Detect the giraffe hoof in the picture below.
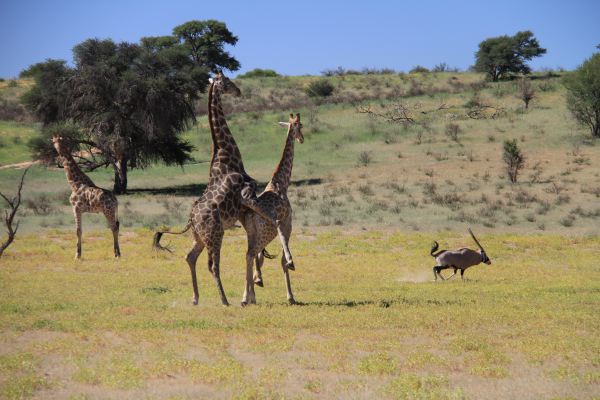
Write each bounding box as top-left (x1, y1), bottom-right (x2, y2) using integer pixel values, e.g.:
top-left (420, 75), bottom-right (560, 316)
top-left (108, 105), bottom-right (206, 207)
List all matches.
top-left (254, 279), bottom-right (264, 287)
top-left (286, 262), bottom-right (295, 271)
top-left (241, 301), bottom-right (248, 307)
top-left (192, 299), bottom-right (198, 306)
top-left (288, 298), bottom-right (297, 305)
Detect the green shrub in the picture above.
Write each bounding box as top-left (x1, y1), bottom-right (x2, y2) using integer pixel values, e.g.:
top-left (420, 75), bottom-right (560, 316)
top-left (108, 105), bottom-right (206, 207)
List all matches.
top-left (305, 79), bottom-right (334, 98)
top-left (409, 65), bottom-right (429, 73)
top-left (563, 53), bottom-right (600, 137)
top-left (503, 139), bottom-right (525, 183)
top-left (237, 68), bottom-right (280, 78)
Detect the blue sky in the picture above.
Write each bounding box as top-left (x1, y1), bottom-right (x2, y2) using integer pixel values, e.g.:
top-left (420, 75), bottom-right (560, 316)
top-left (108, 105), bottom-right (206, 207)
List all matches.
top-left (1, 0), bottom-right (598, 78)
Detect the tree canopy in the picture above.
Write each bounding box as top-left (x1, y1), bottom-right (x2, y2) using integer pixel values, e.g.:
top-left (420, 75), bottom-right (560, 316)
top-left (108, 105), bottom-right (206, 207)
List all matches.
top-left (474, 31), bottom-right (546, 81)
top-left (563, 53), bottom-right (600, 138)
top-left (23, 20), bottom-right (240, 194)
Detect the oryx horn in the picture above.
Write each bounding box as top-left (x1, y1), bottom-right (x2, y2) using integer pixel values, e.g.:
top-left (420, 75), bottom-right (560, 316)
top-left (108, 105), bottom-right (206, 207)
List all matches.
top-left (468, 227), bottom-right (485, 251)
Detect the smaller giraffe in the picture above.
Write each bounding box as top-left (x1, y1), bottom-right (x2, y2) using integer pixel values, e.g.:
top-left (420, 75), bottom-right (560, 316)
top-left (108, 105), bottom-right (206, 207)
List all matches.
top-left (239, 113), bottom-right (304, 306)
top-left (52, 136), bottom-right (120, 259)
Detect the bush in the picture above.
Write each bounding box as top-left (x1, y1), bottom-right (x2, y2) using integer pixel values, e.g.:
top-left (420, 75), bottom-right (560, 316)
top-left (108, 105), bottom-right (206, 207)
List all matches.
top-left (25, 194), bottom-right (55, 215)
top-left (409, 65), bottom-right (429, 74)
top-left (563, 53), bottom-right (600, 137)
top-left (357, 151), bottom-right (372, 167)
top-left (518, 78), bottom-right (535, 109)
top-left (503, 139), bottom-right (525, 183)
top-left (444, 123), bottom-right (461, 142)
top-left (0, 97), bottom-right (29, 121)
top-left (237, 68), bottom-right (280, 78)
top-left (305, 79), bottom-right (334, 98)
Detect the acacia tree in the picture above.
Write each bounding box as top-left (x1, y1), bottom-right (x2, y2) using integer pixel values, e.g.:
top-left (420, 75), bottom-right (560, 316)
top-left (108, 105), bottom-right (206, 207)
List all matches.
top-left (20, 59), bottom-right (73, 124)
top-left (24, 20), bottom-right (240, 194)
top-left (474, 31), bottom-right (546, 81)
top-left (563, 53), bottom-right (600, 138)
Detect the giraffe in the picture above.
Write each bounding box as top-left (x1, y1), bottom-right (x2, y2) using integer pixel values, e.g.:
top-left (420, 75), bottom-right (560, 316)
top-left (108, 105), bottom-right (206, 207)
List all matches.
top-left (154, 72), bottom-right (285, 306)
top-left (239, 113), bottom-right (304, 306)
top-left (52, 135), bottom-right (120, 259)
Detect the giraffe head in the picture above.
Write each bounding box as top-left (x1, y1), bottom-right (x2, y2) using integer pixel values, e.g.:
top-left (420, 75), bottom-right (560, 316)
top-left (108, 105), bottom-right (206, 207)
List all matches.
top-left (52, 135), bottom-right (69, 157)
top-left (212, 71), bottom-right (241, 97)
top-left (279, 113), bottom-right (304, 144)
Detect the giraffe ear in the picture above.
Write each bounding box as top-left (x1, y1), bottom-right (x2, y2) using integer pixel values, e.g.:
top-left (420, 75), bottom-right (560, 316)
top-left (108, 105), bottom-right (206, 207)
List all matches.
top-left (208, 78), bottom-right (214, 84)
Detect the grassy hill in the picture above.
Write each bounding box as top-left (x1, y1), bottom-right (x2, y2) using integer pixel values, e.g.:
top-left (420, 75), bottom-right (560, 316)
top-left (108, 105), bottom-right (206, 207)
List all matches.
top-left (0, 71), bottom-right (598, 234)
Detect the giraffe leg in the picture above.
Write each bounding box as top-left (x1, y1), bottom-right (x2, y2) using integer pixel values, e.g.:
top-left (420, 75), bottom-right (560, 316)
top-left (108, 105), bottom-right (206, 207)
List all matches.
top-left (242, 249), bottom-right (258, 306)
top-left (208, 248), bottom-right (229, 306)
top-left (254, 251), bottom-right (265, 287)
top-left (281, 253), bottom-right (296, 305)
top-left (276, 221), bottom-right (294, 271)
top-left (279, 221), bottom-right (296, 304)
top-left (186, 241), bottom-right (204, 305)
top-left (104, 208), bottom-right (120, 258)
top-left (74, 209), bottom-right (82, 260)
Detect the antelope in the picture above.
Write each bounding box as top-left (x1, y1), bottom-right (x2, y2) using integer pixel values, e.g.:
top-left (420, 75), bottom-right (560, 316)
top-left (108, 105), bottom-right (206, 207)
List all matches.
top-left (430, 228), bottom-right (491, 281)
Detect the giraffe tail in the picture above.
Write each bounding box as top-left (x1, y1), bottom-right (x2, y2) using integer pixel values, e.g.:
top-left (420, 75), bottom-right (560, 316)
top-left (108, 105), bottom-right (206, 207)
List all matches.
top-left (262, 248), bottom-right (277, 259)
top-left (153, 221), bottom-right (192, 253)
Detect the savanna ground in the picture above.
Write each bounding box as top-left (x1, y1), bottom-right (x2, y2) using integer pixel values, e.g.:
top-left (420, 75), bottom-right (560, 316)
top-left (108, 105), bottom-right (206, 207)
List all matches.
top-left (0, 72), bottom-right (599, 399)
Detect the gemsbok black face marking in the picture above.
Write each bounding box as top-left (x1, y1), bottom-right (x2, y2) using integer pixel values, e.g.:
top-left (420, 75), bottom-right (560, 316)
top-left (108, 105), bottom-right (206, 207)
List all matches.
top-left (430, 228), bottom-right (491, 281)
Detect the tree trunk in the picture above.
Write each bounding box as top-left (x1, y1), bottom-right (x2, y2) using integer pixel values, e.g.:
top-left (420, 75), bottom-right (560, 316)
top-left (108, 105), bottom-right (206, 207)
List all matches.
top-left (113, 157), bottom-right (128, 194)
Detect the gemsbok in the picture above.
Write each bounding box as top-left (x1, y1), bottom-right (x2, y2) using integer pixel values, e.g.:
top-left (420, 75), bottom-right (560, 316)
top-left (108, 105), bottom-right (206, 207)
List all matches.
top-left (430, 228), bottom-right (491, 281)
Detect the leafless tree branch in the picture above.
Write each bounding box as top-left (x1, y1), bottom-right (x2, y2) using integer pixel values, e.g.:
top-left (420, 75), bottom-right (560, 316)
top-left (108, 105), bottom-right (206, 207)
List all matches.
top-left (0, 167), bottom-right (29, 259)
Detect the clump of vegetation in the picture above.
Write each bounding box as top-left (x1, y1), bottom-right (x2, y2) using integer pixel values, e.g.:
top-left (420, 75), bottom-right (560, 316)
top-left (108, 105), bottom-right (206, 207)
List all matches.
top-left (0, 97), bottom-right (29, 121)
top-left (357, 151), bottom-right (372, 167)
top-left (305, 79), bottom-right (334, 98)
top-left (444, 123), bottom-right (461, 142)
top-left (563, 53), bottom-right (600, 137)
top-left (518, 77), bottom-right (535, 109)
top-left (237, 68), bottom-right (280, 78)
top-left (503, 139), bottom-right (525, 183)
top-left (409, 65), bottom-right (429, 74)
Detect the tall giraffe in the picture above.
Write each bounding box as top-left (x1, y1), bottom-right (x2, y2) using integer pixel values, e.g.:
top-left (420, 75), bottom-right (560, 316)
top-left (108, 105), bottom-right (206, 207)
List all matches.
top-left (239, 113), bottom-right (304, 306)
top-left (154, 72), bottom-right (283, 306)
top-left (52, 136), bottom-right (120, 259)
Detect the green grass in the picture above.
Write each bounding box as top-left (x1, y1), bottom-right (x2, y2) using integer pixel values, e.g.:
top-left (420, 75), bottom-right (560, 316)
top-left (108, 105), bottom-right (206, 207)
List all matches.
top-left (0, 229), bottom-right (598, 398)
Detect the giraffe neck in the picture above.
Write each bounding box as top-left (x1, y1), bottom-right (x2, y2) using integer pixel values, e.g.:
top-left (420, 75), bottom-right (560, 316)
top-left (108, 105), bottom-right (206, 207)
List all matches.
top-left (61, 153), bottom-right (95, 191)
top-left (208, 82), bottom-right (245, 173)
top-left (267, 132), bottom-right (295, 195)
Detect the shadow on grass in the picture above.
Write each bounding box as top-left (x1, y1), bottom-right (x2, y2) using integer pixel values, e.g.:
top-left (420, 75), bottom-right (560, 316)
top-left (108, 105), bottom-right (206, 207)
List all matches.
top-left (126, 178), bottom-right (323, 197)
top-left (127, 184), bottom-right (206, 197)
top-left (285, 296), bottom-right (469, 308)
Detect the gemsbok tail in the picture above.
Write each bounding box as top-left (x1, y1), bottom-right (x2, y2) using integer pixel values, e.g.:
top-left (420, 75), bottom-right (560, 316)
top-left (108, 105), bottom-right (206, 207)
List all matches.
top-left (430, 240), bottom-right (446, 257)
